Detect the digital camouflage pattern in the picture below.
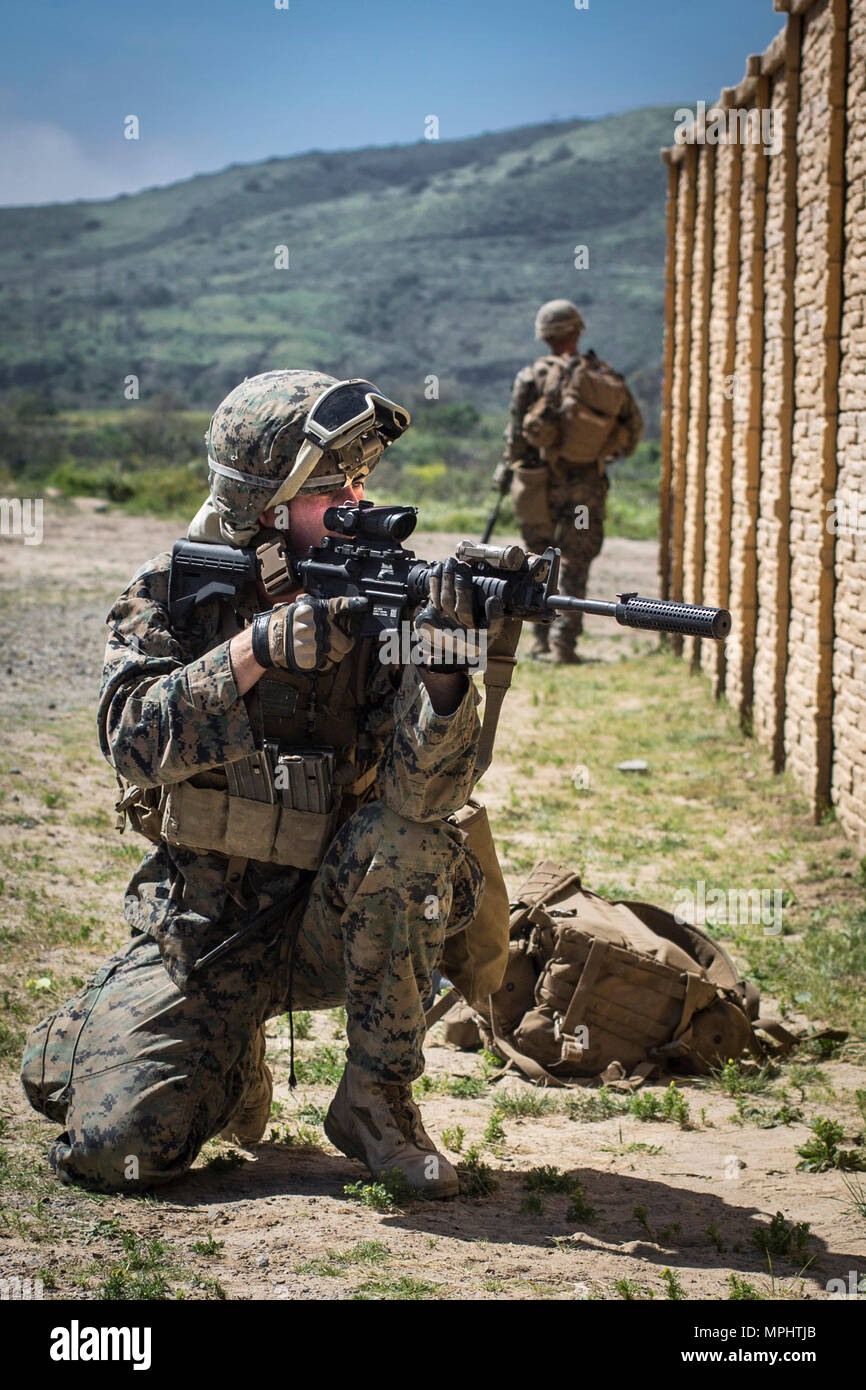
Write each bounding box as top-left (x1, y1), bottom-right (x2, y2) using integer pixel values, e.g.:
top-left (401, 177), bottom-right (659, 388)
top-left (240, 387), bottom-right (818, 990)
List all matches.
top-left (21, 546), bottom-right (484, 1189)
top-left (205, 369), bottom-right (340, 534)
top-left (505, 355), bottom-right (611, 655)
top-left (21, 800), bottom-right (478, 1190)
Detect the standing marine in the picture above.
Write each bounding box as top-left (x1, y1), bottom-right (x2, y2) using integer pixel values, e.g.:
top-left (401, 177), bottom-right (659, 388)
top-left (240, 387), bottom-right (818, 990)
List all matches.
top-left (21, 370), bottom-right (499, 1199)
top-left (496, 299), bottom-right (643, 663)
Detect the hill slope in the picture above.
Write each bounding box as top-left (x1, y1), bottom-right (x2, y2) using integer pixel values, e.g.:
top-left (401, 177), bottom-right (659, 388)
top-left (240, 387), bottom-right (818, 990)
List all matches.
top-left (0, 107), bottom-right (674, 427)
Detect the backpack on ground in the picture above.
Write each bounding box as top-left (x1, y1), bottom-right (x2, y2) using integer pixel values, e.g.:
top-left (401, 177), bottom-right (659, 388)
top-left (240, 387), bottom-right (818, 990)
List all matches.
top-left (521, 351), bottom-right (643, 468)
top-left (431, 860), bottom-right (794, 1087)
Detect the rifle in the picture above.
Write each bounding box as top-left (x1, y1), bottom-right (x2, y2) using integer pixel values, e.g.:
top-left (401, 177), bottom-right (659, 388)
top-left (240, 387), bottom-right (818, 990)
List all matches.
top-left (169, 500), bottom-right (731, 643)
top-left (481, 463), bottom-right (512, 544)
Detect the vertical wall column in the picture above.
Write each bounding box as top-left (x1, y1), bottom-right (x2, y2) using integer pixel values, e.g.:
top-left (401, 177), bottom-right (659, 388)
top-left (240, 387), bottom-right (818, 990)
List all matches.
top-left (668, 144), bottom-right (698, 656)
top-left (753, 22), bottom-right (800, 772)
top-left (659, 157), bottom-right (679, 602)
top-left (683, 145), bottom-right (716, 671)
top-left (785, 0), bottom-right (847, 816)
top-left (702, 125), bottom-right (742, 696)
top-left (832, 0), bottom-right (865, 847)
top-left (727, 70), bottom-right (769, 727)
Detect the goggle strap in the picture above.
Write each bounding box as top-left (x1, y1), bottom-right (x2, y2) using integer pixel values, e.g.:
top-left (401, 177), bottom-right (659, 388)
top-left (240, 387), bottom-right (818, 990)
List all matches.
top-left (265, 438), bottom-right (325, 510)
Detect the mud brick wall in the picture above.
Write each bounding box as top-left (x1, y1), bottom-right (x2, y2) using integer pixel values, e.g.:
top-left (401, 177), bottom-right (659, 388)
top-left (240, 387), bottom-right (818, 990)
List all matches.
top-left (661, 0), bottom-right (865, 846)
top-left (834, 0), bottom-right (866, 843)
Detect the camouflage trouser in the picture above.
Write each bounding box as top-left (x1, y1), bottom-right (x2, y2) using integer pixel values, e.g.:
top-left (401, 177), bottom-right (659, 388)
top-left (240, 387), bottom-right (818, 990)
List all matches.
top-left (513, 462), bottom-right (609, 650)
top-left (20, 800), bottom-right (479, 1191)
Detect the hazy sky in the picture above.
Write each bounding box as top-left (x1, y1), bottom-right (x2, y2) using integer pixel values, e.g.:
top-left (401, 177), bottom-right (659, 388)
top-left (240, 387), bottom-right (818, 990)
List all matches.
top-left (1, 0), bottom-right (784, 206)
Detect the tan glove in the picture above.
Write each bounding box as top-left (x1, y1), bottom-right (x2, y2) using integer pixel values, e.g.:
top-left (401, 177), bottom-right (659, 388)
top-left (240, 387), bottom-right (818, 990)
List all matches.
top-left (251, 596), bottom-right (367, 673)
top-left (413, 557), bottom-right (504, 669)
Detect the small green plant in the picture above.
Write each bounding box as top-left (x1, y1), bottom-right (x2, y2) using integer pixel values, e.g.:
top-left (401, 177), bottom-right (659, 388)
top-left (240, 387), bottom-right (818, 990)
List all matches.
top-left (458, 1146), bottom-right (499, 1198)
top-left (633, 1203), bottom-right (654, 1240)
top-left (662, 1267), bottom-right (685, 1300)
top-left (297, 1240), bottom-right (388, 1276)
top-left (204, 1149), bottom-right (247, 1173)
top-left (344, 1169), bottom-right (415, 1210)
top-left (191, 1235), bottom-right (224, 1257)
top-left (660, 1081), bottom-right (691, 1128)
top-left (483, 1113), bottom-right (506, 1147)
top-left (629, 1092), bottom-right (661, 1121)
top-left (705, 1222), bottom-right (725, 1254)
top-left (734, 1096), bottom-right (803, 1128)
top-left (269, 1123), bottom-right (320, 1147)
top-left (710, 1058), bottom-right (776, 1097)
top-left (352, 1274), bottom-right (441, 1300)
top-left (565, 1086), bottom-right (629, 1122)
top-left (614, 1277), bottom-right (644, 1300)
top-left (294, 1044), bottom-right (344, 1087)
top-left (855, 1089), bottom-right (866, 1127)
top-left (441, 1124), bottom-right (465, 1152)
top-left (520, 1193), bottom-right (545, 1215)
top-left (750, 1211), bottom-right (812, 1263)
top-left (493, 1090), bottom-right (557, 1118)
top-left (566, 1184), bottom-right (596, 1223)
top-left (523, 1165), bottom-right (573, 1194)
top-left (94, 1231), bottom-right (175, 1300)
top-left (842, 1173), bottom-right (866, 1219)
top-left (728, 1272), bottom-right (762, 1300)
top-left (796, 1116), bottom-right (866, 1172)
top-left (447, 1074), bottom-right (487, 1099)
top-left (288, 1010), bottom-right (313, 1040)
top-left (295, 1101), bottom-right (327, 1125)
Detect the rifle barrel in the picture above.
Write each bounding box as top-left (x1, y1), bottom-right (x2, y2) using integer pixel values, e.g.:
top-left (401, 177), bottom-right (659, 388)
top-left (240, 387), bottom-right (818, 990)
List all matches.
top-left (547, 593), bottom-right (731, 641)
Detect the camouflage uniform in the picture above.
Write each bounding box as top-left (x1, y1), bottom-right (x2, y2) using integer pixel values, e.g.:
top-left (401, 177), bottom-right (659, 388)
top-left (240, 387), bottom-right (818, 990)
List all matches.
top-left (21, 551), bottom-right (483, 1190)
top-left (505, 359), bottom-right (609, 654)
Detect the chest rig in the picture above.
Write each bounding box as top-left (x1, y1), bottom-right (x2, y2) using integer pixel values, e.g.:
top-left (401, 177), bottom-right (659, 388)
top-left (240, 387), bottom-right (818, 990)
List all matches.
top-left (118, 598), bottom-right (380, 873)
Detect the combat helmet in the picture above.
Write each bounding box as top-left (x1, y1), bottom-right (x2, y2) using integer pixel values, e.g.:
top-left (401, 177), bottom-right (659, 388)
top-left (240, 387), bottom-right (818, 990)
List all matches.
top-left (190, 369), bottom-right (410, 546)
top-left (534, 299), bottom-right (585, 343)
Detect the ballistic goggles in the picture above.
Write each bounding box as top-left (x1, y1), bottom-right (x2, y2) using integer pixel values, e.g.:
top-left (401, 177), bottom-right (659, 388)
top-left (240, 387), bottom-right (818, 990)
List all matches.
top-left (266, 379), bottom-right (411, 509)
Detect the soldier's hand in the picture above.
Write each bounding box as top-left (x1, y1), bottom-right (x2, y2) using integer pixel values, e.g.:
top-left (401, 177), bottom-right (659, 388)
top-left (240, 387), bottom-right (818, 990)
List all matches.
top-left (252, 596), bottom-right (368, 674)
top-left (413, 557), bottom-right (504, 669)
top-left (492, 461), bottom-right (513, 492)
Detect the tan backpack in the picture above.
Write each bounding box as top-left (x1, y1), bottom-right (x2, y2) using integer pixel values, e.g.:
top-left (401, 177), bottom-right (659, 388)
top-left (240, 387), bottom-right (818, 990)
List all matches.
top-left (521, 352), bottom-right (643, 468)
top-left (432, 861), bottom-right (794, 1087)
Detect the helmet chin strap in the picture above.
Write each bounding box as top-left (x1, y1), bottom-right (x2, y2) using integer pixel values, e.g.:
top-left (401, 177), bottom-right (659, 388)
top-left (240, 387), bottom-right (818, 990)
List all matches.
top-left (187, 498), bottom-right (262, 548)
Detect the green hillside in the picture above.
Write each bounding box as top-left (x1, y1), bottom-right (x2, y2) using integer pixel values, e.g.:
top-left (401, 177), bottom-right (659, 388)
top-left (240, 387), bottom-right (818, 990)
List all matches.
top-left (0, 107), bottom-right (674, 429)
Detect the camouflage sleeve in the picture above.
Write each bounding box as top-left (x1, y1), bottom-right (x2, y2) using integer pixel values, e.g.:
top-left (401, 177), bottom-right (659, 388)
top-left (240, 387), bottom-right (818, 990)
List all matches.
top-left (377, 665), bottom-right (481, 822)
top-left (504, 365), bottom-right (542, 466)
top-left (98, 555), bottom-right (257, 788)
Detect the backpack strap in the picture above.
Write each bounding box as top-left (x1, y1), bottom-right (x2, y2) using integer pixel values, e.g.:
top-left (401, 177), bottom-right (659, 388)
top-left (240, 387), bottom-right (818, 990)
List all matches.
top-left (424, 987), bottom-right (461, 1030)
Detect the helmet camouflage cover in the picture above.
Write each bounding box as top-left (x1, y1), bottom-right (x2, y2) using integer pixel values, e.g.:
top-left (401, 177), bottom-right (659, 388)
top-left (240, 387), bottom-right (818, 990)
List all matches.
top-left (204, 369), bottom-right (342, 538)
top-left (534, 299), bottom-right (585, 342)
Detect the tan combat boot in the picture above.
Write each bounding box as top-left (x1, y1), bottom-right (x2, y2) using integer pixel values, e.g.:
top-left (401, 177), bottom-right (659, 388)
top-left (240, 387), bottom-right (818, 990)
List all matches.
top-left (219, 1029), bottom-right (273, 1145)
top-left (550, 642), bottom-right (583, 665)
top-left (324, 1061), bottom-right (459, 1199)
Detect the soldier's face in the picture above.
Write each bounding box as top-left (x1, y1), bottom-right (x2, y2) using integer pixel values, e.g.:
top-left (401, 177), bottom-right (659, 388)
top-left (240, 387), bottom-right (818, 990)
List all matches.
top-left (258, 480), bottom-right (365, 557)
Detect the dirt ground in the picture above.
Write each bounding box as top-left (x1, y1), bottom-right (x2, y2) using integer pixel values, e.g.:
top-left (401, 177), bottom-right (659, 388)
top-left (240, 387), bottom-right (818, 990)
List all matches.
top-left (0, 500), bottom-right (864, 1302)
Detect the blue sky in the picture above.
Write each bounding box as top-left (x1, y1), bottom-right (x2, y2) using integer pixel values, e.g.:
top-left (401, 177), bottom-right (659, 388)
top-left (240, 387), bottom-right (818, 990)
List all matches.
top-left (1, 0), bottom-right (784, 205)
